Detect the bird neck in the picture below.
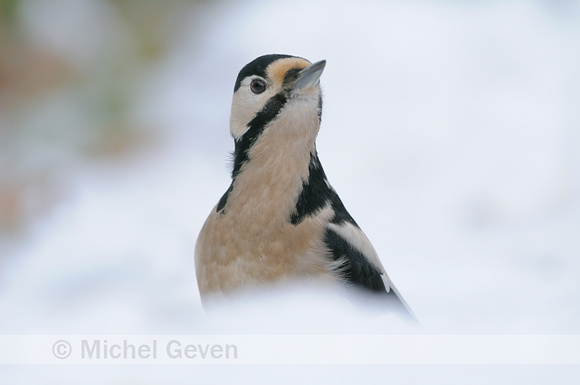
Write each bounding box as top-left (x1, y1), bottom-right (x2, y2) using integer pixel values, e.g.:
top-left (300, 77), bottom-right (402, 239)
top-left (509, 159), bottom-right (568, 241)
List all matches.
top-left (223, 105), bottom-right (321, 223)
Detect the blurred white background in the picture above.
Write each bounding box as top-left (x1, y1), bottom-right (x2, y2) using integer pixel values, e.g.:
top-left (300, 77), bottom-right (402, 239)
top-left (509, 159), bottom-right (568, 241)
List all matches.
top-left (1, 0), bottom-right (579, 383)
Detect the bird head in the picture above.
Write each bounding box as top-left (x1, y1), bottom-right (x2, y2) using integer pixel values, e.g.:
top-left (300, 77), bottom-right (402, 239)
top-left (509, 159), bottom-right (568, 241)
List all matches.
top-left (229, 54), bottom-right (326, 141)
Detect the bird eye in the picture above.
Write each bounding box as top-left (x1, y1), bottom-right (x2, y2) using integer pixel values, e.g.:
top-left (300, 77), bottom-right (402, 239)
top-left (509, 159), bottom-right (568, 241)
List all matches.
top-left (250, 79), bottom-right (266, 94)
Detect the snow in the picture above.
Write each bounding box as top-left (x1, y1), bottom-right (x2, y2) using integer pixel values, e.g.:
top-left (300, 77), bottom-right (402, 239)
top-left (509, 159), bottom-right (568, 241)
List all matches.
top-left (1, 0), bottom-right (580, 383)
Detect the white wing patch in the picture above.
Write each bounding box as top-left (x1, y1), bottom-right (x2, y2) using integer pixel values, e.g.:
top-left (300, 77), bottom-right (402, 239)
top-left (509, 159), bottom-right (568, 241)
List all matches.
top-left (327, 222), bottom-right (396, 292)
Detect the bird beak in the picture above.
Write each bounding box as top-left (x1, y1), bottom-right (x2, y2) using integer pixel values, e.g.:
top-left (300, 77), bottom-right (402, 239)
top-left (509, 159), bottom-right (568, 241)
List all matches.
top-left (292, 60), bottom-right (326, 92)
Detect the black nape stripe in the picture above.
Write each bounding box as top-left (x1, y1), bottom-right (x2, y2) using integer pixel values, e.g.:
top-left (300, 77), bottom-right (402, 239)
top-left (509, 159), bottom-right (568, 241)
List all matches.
top-left (216, 182), bottom-right (233, 213)
top-left (317, 95), bottom-right (323, 123)
top-left (290, 152), bottom-right (330, 224)
top-left (232, 92), bottom-right (287, 179)
top-left (290, 152), bottom-right (359, 227)
top-left (324, 229), bottom-right (387, 293)
top-left (217, 89), bottom-right (287, 214)
top-left (234, 54), bottom-right (295, 92)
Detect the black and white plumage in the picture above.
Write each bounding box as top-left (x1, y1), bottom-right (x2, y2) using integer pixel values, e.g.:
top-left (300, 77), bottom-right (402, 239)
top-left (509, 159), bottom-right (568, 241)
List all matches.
top-left (195, 54), bottom-right (413, 317)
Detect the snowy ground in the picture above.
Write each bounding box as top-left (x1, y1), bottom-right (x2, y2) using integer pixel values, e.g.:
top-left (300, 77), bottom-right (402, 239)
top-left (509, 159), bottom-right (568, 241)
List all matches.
top-left (1, 0), bottom-right (580, 383)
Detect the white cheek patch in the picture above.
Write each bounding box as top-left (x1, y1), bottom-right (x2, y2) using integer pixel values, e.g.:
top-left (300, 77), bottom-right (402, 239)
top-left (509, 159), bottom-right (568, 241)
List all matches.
top-left (229, 78), bottom-right (279, 140)
top-left (230, 99), bottom-right (252, 140)
top-left (230, 91), bottom-right (255, 139)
